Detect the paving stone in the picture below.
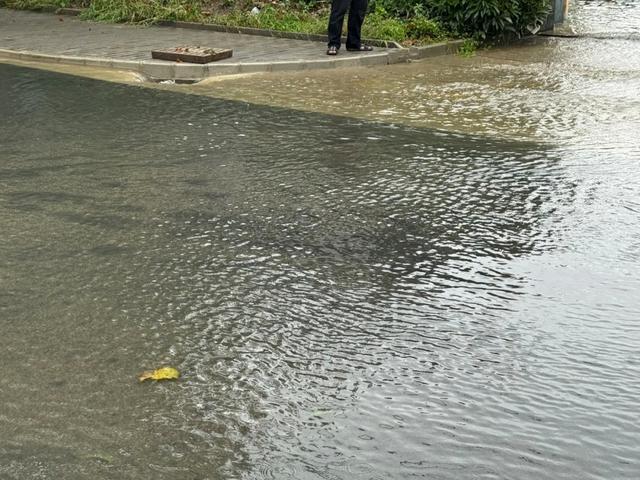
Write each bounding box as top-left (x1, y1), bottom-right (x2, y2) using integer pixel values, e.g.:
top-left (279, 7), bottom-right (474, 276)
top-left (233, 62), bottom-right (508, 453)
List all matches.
top-left (1, 10), bottom-right (351, 64)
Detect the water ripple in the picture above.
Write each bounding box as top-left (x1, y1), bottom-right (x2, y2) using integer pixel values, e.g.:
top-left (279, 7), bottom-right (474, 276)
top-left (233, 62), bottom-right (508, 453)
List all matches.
top-left (1, 6), bottom-right (640, 477)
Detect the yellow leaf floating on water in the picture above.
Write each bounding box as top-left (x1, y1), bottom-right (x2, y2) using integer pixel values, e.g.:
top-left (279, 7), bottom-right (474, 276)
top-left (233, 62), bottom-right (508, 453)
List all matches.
top-left (139, 367), bottom-right (180, 382)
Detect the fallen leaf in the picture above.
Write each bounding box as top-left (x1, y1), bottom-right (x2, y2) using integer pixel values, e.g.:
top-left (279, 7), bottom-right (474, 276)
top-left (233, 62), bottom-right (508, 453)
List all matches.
top-left (139, 367), bottom-right (180, 382)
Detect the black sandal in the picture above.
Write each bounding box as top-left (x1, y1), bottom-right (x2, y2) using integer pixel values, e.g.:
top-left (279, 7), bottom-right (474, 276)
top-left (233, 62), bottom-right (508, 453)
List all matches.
top-left (327, 45), bottom-right (338, 56)
top-left (346, 45), bottom-right (374, 52)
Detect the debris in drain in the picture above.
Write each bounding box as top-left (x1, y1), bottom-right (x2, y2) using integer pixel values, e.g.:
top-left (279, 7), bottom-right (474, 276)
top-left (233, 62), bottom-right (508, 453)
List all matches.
top-left (151, 46), bottom-right (233, 64)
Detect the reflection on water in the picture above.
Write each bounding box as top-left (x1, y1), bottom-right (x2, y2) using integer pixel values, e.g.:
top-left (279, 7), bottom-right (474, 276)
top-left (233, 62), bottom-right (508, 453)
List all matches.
top-left (1, 2), bottom-right (640, 479)
top-left (569, 0), bottom-right (640, 37)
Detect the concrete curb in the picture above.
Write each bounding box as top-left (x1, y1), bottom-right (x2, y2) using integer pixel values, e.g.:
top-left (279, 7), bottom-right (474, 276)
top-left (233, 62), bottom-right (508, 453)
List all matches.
top-left (409, 40), bottom-right (466, 59)
top-left (0, 38), bottom-right (463, 81)
top-left (56, 7), bottom-right (82, 16)
top-left (0, 47), bottom-right (401, 81)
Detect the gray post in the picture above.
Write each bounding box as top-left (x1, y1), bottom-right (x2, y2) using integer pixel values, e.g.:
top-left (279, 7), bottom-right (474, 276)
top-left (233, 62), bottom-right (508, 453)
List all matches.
top-left (541, 0), bottom-right (568, 31)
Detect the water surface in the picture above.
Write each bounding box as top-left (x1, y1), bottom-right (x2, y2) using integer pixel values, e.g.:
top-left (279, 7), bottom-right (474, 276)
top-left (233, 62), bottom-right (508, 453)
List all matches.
top-left (1, 2), bottom-right (639, 479)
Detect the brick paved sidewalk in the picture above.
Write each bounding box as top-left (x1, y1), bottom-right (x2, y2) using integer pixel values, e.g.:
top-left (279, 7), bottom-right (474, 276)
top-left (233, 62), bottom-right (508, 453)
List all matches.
top-left (0, 9), bottom-right (405, 81)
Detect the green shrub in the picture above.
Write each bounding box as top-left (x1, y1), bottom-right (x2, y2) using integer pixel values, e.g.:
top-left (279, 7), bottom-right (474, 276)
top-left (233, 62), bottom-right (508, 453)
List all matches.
top-left (369, 0), bottom-right (422, 17)
top-left (457, 38), bottom-right (477, 57)
top-left (5, 0), bottom-right (552, 40)
top-left (405, 15), bottom-right (446, 41)
top-left (362, 8), bottom-right (408, 42)
top-left (517, 0), bottom-right (553, 32)
top-left (370, 0), bottom-right (551, 38)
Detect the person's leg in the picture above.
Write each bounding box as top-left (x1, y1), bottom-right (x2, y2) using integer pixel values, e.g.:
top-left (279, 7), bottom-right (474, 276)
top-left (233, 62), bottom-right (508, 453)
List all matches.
top-left (327, 0), bottom-right (350, 48)
top-left (346, 0), bottom-right (369, 50)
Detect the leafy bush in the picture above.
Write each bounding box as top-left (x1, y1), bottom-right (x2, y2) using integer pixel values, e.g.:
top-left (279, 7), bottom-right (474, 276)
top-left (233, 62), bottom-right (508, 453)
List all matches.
top-left (517, 0), bottom-right (553, 33)
top-left (368, 0), bottom-right (423, 17)
top-left (5, 0), bottom-right (552, 40)
top-left (362, 7), bottom-right (408, 42)
top-left (212, 4), bottom-right (420, 43)
top-left (370, 0), bottom-right (551, 38)
top-left (405, 15), bottom-right (446, 40)
top-left (457, 38), bottom-right (477, 56)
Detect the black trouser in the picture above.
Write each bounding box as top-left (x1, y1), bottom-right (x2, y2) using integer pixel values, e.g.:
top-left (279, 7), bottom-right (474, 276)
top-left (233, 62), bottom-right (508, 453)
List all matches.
top-left (327, 0), bottom-right (368, 49)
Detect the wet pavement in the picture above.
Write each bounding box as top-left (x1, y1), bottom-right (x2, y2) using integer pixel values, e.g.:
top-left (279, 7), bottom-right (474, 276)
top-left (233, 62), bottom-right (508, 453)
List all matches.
top-left (153, 32), bottom-right (638, 143)
top-left (1, 1), bottom-right (639, 479)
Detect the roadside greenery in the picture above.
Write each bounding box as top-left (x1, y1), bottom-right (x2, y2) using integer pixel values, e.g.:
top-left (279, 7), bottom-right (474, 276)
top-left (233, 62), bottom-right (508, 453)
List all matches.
top-left (369, 0), bottom-right (550, 38)
top-left (457, 38), bottom-right (478, 57)
top-left (4, 0), bottom-right (76, 8)
top-left (81, 0), bottom-right (202, 23)
top-left (3, 0), bottom-right (551, 42)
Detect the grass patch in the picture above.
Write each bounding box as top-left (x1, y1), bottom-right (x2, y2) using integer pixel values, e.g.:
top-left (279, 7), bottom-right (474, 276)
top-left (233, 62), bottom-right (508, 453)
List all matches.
top-left (207, 5), bottom-right (328, 35)
top-left (361, 8), bottom-right (407, 42)
top-left (4, 0), bottom-right (75, 9)
top-left (81, 0), bottom-right (203, 23)
top-left (210, 5), bottom-right (448, 44)
top-left (457, 38), bottom-right (478, 57)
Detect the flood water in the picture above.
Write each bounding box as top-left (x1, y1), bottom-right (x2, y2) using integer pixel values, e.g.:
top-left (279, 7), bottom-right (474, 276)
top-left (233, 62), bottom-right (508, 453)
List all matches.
top-left (1, 2), bottom-right (639, 479)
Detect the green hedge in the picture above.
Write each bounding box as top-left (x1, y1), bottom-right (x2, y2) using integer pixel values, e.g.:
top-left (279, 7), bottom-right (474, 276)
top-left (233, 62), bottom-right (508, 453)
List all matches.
top-left (293, 0), bottom-right (551, 39)
top-left (4, 0), bottom-right (552, 39)
top-left (253, 0), bottom-right (551, 38)
top-left (369, 0), bottom-right (550, 38)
